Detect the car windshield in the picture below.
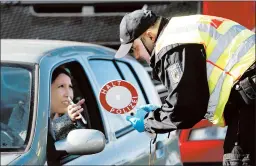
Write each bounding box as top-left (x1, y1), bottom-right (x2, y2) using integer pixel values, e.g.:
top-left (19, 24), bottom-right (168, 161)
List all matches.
top-left (1, 65), bottom-right (32, 149)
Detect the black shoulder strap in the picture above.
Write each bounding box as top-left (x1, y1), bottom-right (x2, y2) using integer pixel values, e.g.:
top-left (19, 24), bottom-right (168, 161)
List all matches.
top-left (235, 63), bottom-right (256, 105)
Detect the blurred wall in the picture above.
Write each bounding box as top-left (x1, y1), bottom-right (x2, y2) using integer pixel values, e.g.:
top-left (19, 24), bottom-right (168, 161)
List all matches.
top-left (0, 2), bottom-right (199, 49)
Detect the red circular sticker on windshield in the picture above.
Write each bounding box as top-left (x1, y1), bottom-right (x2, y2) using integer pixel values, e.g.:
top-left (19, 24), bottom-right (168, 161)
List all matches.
top-left (99, 80), bottom-right (138, 114)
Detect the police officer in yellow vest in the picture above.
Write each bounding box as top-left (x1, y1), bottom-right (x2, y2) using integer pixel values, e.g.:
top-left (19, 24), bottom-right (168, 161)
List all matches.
top-left (115, 9), bottom-right (255, 165)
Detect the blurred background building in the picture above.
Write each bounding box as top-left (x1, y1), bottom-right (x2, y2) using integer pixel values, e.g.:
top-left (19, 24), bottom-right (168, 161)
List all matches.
top-left (1, 1), bottom-right (254, 48)
top-left (1, 1), bottom-right (200, 49)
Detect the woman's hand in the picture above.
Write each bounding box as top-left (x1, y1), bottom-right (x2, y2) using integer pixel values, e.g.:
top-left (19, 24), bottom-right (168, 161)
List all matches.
top-left (67, 98), bottom-right (85, 122)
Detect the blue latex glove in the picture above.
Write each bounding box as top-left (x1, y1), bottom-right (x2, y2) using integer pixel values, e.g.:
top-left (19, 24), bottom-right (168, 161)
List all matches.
top-left (126, 104), bottom-right (160, 132)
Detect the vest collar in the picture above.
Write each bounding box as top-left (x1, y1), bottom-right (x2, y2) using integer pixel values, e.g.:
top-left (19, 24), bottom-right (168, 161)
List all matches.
top-left (150, 17), bottom-right (169, 69)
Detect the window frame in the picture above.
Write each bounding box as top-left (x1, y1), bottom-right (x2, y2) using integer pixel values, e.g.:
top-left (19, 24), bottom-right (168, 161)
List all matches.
top-left (115, 60), bottom-right (149, 104)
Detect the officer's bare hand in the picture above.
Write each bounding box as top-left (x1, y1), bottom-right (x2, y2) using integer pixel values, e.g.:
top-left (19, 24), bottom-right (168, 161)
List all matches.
top-left (67, 99), bottom-right (85, 122)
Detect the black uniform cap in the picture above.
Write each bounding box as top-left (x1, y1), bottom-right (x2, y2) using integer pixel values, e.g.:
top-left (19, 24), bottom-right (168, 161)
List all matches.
top-left (115, 9), bottom-right (157, 58)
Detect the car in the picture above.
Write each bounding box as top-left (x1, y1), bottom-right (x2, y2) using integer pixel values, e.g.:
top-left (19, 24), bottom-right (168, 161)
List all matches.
top-left (0, 39), bottom-right (182, 165)
top-left (179, 119), bottom-right (227, 166)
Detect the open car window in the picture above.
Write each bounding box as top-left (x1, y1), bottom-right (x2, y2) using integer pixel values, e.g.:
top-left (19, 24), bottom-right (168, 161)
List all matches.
top-left (47, 61), bottom-right (106, 164)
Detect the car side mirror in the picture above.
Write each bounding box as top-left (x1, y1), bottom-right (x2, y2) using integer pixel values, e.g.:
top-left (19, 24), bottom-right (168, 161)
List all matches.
top-left (54, 129), bottom-right (106, 155)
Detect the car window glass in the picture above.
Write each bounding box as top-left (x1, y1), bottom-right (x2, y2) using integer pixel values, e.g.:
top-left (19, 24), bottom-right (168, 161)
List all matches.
top-left (89, 60), bottom-right (121, 86)
top-left (89, 60), bottom-right (136, 134)
top-left (1, 66), bottom-right (32, 149)
top-left (189, 126), bottom-right (227, 141)
top-left (116, 62), bottom-right (146, 106)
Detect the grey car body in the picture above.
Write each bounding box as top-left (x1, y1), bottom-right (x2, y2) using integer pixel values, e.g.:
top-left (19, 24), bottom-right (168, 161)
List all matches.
top-left (1, 39), bottom-right (182, 165)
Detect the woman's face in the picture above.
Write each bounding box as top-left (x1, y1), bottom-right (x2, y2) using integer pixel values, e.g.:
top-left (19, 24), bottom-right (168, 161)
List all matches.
top-left (51, 73), bottom-right (74, 114)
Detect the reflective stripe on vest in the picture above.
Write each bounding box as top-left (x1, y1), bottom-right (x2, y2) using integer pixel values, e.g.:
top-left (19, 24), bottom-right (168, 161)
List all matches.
top-left (155, 15), bottom-right (255, 126)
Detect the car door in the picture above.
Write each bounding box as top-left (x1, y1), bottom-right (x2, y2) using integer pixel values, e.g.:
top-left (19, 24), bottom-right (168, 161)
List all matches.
top-left (40, 45), bottom-right (163, 165)
top-left (54, 56), bottom-right (181, 165)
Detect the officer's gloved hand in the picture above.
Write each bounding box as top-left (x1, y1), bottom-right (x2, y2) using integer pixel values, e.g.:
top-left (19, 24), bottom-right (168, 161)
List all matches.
top-left (126, 104), bottom-right (160, 133)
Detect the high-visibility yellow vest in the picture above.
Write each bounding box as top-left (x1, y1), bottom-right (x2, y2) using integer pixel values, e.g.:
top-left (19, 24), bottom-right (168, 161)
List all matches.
top-left (155, 15), bottom-right (255, 126)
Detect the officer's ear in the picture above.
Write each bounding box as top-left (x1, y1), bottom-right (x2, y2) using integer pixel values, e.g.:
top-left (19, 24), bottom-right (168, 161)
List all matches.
top-left (145, 30), bottom-right (156, 42)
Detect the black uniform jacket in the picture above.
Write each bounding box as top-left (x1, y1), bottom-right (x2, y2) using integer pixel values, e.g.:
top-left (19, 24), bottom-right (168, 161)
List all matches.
top-left (144, 29), bottom-right (210, 134)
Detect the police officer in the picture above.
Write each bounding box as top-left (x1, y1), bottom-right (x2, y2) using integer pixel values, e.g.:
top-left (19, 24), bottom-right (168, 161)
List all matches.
top-left (115, 9), bottom-right (255, 166)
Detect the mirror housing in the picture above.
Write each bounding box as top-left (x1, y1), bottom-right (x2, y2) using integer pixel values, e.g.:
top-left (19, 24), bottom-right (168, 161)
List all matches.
top-left (55, 129), bottom-right (106, 155)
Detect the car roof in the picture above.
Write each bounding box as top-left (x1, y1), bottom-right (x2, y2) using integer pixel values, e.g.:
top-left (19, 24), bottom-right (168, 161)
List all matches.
top-left (1, 39), bottom-right (116, 63)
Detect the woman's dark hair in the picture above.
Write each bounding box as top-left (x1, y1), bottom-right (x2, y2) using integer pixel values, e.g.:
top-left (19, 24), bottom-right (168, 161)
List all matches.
top-left (51, 67), bottom-right (72, 84)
